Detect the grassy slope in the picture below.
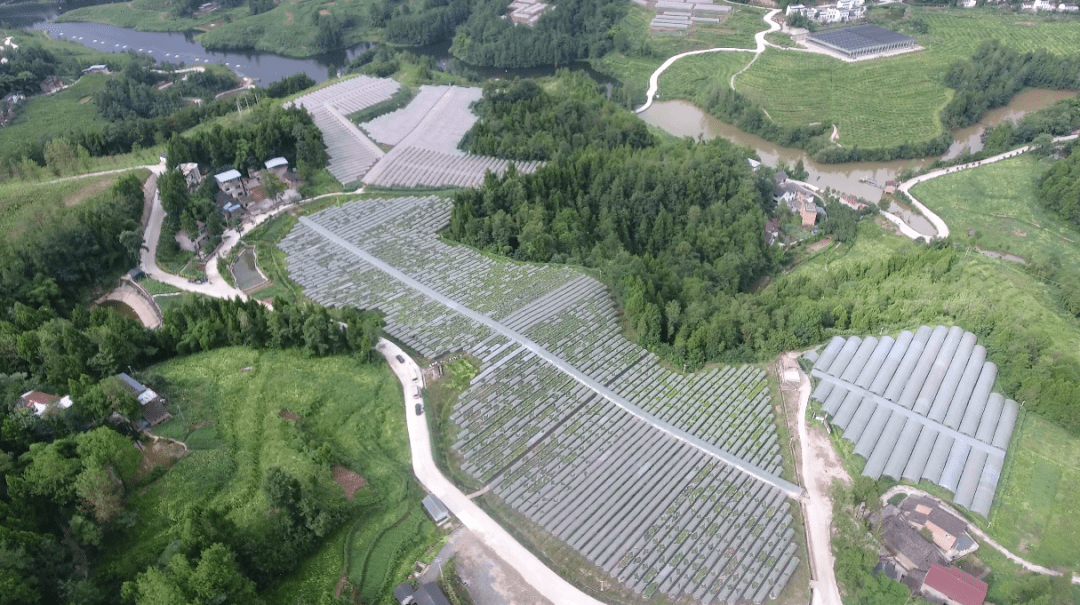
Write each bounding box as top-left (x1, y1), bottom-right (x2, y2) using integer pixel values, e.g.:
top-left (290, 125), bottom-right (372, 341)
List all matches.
top-left (0, 75), bottom-right (112, 147)
top-left (910, 154), bottom-right (1080, 273)
top-left (596, 4), bottom-right (768, 99)
top-left (100, 347), bottom-right (438, 604)
top-left (655, 8), bottom-right (1080, 149)
top-left (0, 169), bottom-right (150, 238)
top-left (62, 0), bottom-right (381, 57)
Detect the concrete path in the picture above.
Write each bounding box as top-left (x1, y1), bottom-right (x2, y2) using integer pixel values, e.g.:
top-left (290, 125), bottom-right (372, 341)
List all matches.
top-left (783, 352), bottom-right (845, 605)
top-left (881, 485), bottom-right (1079, 584)
top-left (636, 8), bottom-right (780, 113)
top-left (376, 338), bottom-right (607, 605)
top-left (897, 133), bottom-right (1080, 242)
top-left (299, 216), bottom-right (803, 498)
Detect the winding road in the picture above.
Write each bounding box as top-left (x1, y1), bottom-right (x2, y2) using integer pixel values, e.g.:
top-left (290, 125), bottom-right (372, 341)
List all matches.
top-left (636, 8), bottom-right (781, 114)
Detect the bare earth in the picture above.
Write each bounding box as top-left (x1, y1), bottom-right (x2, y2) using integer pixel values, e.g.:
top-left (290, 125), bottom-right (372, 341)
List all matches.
top-left (332, 465), bottom-right (366, 500)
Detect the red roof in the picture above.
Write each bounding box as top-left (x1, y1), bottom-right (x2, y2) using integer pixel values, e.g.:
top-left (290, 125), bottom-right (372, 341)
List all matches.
top-left (923, 563), bottom-right (987, 605)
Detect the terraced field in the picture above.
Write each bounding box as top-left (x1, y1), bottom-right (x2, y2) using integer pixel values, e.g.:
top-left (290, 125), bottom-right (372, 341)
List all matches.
top-left (279, 196), bottom-right (800, 604)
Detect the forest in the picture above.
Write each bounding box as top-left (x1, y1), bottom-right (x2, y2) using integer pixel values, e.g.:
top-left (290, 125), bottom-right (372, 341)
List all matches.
top-left (1037, 144), bottom-right (1080, 236)
top-left (460, 73), bottom-right (653, 161)
top-left (941, 40), bottom-right (1080, 130)
top-left (451, 0), bottom-right (626, 67)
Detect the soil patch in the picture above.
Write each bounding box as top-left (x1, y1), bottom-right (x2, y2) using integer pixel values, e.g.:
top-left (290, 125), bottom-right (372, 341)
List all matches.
top-left (332, 465), bottom-right (366, 500)
top-left (65, 176), bottom-right (116, 207)
top-left (805, 237), bottom-right (834, 255)
top-left (133, 438), bottom-right (186, 481)
top-left (334, 574), bottom-right (348, 599)
top-left (78, 96), bottom-right (92, 104)
top-left (1013, 228), bottom-right (1028, 237)
top-left (279, 408), bottom-right (299, 421)
top-left (318, 8), bottom-right (330, 14)
top-left (284, 10), bottom-right (294, 24)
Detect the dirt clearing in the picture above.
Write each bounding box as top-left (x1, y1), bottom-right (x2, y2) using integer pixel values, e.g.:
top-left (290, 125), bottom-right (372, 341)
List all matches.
top-left (279, 408), bottom-right (299, 420)
top-left (332, 465), bottom-right (366, 500)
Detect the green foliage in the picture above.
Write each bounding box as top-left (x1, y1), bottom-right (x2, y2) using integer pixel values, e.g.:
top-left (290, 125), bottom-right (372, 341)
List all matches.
top-left (830, 482), bottom-right (908, 605)
top-left (460, 73), bottom-right (655, 161)
top-left (121, 543), bottom-right (261, 605)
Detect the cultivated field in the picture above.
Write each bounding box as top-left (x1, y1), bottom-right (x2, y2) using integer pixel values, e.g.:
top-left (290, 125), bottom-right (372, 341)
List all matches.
top-left (278, 196), bottom-right (800, 604)
top-left (910, 155), bottom-right (1080, 274)
top-left (111, 347), bottom-right (439, 605)
top-left (988, 412), bottom-right (1080, 573)
top-left (661, 8), bottom-right (1080, 149)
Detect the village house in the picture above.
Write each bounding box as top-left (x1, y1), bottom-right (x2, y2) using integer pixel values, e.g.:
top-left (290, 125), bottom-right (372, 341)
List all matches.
top-left (16, 391), bottom-right (74, 417)
top-left (180, 162), bottom-right (203, 189)
top-left (39, 75), bottom-right (64, 94)
top-left (922, 562), bottom-right (987, 605)
top-left (786, 0), bottom-right (865, 23)
top-left (882, 515), bottom-right (945, 578)
top-left (83, 64), bottom-right (108, 75)
top-left (214, 169), bottom-right (246, 198)
top-left (839, 193), bottom-right (866, 210)
top-left (900, 495), bottom-right (977, 556)
top-left (264, 156), bottom-right (289, 180)
top-left (885, 180), bottom-right (898, 194)
top-left (116, 372), bottom-right (171, 427)
top-left (775, 182), bottom-right (825, 227)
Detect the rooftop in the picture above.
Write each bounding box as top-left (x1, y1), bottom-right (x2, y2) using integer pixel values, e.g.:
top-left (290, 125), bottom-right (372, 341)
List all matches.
top-left (422, 494), bottom-right (449, 522)
top-left (265, 156), bottom-right (289, 169)
top-left (809, 24), bottom-right (913, 52)
top-left (923, 562), bottom-right (987, 605)
top-left (882, 515), bottom-right (943, 572)
top-left (927, 507), bottom-right (967, 537)
top-left (214, 169), bottom-right (243, 183)
top-left (117, 372), bottom-right (147, 395)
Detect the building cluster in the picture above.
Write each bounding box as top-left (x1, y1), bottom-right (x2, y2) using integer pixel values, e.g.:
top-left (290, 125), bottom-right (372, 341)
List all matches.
top-left (785, 0), bottom-right (866, 24)
top-left (15, 372), bottom-right (171, 428)
top-left (1020, 0), bottom-right (1079, 11)
top-left (774, 171), bottom-right (826, 227)
top-left (878, 495), bottom-right (988, 605)
top-left (649, 0), bottom-right (731, 31)
top-left (506, 0), bottom-right (553, 25)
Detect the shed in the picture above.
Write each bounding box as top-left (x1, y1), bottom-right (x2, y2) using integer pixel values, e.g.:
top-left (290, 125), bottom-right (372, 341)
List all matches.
top-left (128, 268), bottom-right (146, 281)
top-left (422, 494), bottom-right (449, 523)
top-left (922, 562), bottom-right (987, 605)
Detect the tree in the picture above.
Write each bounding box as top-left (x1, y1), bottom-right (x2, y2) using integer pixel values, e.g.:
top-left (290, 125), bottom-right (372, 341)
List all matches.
top-left (1032, 133), bottom-right (1054, 156)
top-left (119, 230), bottom-right (146, 265)
top-left (44, 138), bottom-right (79, 176)
top-left (259, 170), bottom-right (285, 203)
top-left (122, 544), bottom-right (259, 605)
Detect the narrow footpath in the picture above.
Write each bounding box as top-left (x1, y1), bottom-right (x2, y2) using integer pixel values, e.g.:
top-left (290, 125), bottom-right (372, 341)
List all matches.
top-left (376, 338), bottom-right (608, 605)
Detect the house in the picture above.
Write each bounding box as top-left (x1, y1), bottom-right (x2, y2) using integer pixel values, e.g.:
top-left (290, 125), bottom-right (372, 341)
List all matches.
top-left (764, 218), bottom-right (781, 246)
top-left (789, 27), bottom-right (810, 42)
top-left (921, 562), bottom-right (987, 605)
top-left (17, 391), bottom-right (74, 417)
top-left (180, 162), bottom-right (203, 189)
top-left (839, 193), bottom-right (866, 210)
top-left (214, 169), bottom-right (245, 198)
top-left (774, 171), bottom-right (789, 185)
top-left (394, 583), bottom-right (453, 605)
top-left (747, 158), bottom-right (762, 170)
top-left (959, 0), bottom-right (976, 6)
top-left (925, 508), bottom-right (967, 551)
top-left (264, 156), bottom-right (289, 179)
top-left (884, 180), bottom-right (898, 194)
top-left (40, 75), bottom-right (64, 94)
top-left (422, 494), bottom-right (449, 524)
top-left (882, 515), bottom-right (945, 573)
top-left (83, 64), bottom-right (108, 74)
top-left (116, 372), bottom-right (171, 427)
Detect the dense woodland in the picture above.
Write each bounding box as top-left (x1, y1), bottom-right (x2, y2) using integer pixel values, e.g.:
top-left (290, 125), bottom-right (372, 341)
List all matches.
top-left (460, 74), bottom-right (653, 160)
top-left (1037, 144), bottom-right (1080, 249)
top-left (941, 40), bottom-right (1080, 129)
top-left (451, 0), bottom-right (626, 67)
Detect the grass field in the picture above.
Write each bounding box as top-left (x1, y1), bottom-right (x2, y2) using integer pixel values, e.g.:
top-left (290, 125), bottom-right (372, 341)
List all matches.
top-left (651, 7), bottom-right (1080, 149)
top-left (985, 410), bottom-right (1080, 572)
top-left (596, 4), bottom-right (767, 102)
top-left (62, 0), bottom-right (380, 57)
top-left (99, 347), bottom-right (441, 604)
top-left (653, 50), bottom-right (753, 106)
top-left (0, 169), bottom-right (150, 239)
top-left (910, 155), bottom-right (1080, 275)
top-left (0, 75), bottom-right (112, 149)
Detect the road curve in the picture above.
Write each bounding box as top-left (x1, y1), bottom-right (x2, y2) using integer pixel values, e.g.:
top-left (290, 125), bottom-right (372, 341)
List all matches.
top-left (298, 216), bottom-right (804, 498)
top-left (880, 485), bottom-right (1079, 585)
top-left (785, 353), bottom-right (844, 605)
top-left (636, 8), bottom-right (780, 114)
top-left (377, 338), bottom-right (607, 605)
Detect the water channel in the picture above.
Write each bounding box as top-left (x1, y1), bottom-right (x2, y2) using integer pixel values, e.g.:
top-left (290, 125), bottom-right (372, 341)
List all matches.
top-left (13, 9), bottom-right (1077, 205)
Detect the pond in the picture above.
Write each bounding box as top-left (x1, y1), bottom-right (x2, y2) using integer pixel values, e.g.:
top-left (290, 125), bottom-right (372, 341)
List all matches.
top-left (230, 246), bottom-right (268, 291)
top-left (98, 299), bottom-right (140, 320)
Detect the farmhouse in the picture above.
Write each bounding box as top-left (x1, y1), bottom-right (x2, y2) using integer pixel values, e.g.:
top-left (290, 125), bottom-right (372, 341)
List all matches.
top-left (506, 0), bottom-right (553, 26)
top-left (921, 562), bottom-right (987, 605)
top-left (885, 180), bottom-right (898, 194)
top-left (83, 64), bottom-right (108, 74)
top-left (264, 156), bottom-right (289, 179)
top-left (839, 193), bottom-right (866, 210)
top-left (180, 162), bottom-right (203, 189)
top-left (39, 75), bottom-right (64, 94)
top-left (787, 0), bottom-right (865, 23)
top-left (775, 182), bottom-right (824, 226)
top-left (116, 372), bottom-right (171, 427)
top-left (16, 391), bottom-right (74, 417)
top-left (807, 24), bottom-right (915, 59)
top-left (882, 515), bottom-right (945, 574)
top-left (214, 169), bottom-right (245, 198)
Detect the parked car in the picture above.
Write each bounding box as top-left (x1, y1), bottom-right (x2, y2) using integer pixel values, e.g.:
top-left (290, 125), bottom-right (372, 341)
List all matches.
top-left (415, 403), bottom-right (423, 416)
top-left (395, 354), bottom-right (405, 364)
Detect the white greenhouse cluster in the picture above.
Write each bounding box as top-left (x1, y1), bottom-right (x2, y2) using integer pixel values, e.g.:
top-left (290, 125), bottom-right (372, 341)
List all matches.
top-left (278, 196), bottom-right (801, 604)
top-left (807, 326), bottom-right (1019, 517)
top-left (289, 80), bottom-right (541, 188)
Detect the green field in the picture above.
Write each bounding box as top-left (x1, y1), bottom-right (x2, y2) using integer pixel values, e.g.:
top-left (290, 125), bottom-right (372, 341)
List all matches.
top-left (985, 413), bottom-right (1080, 573)
top-left (910, 154), bottom-right (1080, 274)
top-left (0, 74), bottom-right (112, 148)
top-left (657, 7), bottom-right (1080, 149)
top-left (654, 50), bottom-right (754, 106)
top-left (0, 169), bottom-right (149, 238)
top-left (62, 0), bottom-right (381, 57)
top-left (103, 347), bottom-right (441, 605)
top-left (597, 4), bottom-right (767, 101)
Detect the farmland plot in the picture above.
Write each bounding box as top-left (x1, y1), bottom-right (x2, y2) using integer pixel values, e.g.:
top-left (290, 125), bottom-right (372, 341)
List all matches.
top-left (278, 196), bottom-right (799, 604)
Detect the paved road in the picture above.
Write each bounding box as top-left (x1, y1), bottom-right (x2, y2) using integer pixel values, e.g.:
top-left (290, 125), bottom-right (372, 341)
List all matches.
top-left (636, 8), bottom-right (780, 114)
top-left (881, 485), bottom-right (1079, 584)
top-left (376, 338), bottom-right (607, 605)
top-left (299, 216), bottom-right (803, 498)
top-left (785, 353), bottom-right (844, 605)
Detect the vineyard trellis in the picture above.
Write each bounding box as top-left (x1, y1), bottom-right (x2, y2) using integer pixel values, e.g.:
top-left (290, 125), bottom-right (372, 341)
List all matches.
top-left (278, 196), bottom-right (799, 604)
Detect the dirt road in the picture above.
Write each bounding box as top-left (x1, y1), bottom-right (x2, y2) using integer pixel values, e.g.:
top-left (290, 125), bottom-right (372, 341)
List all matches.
top-left (782, 352), bottom-right (848, 605)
